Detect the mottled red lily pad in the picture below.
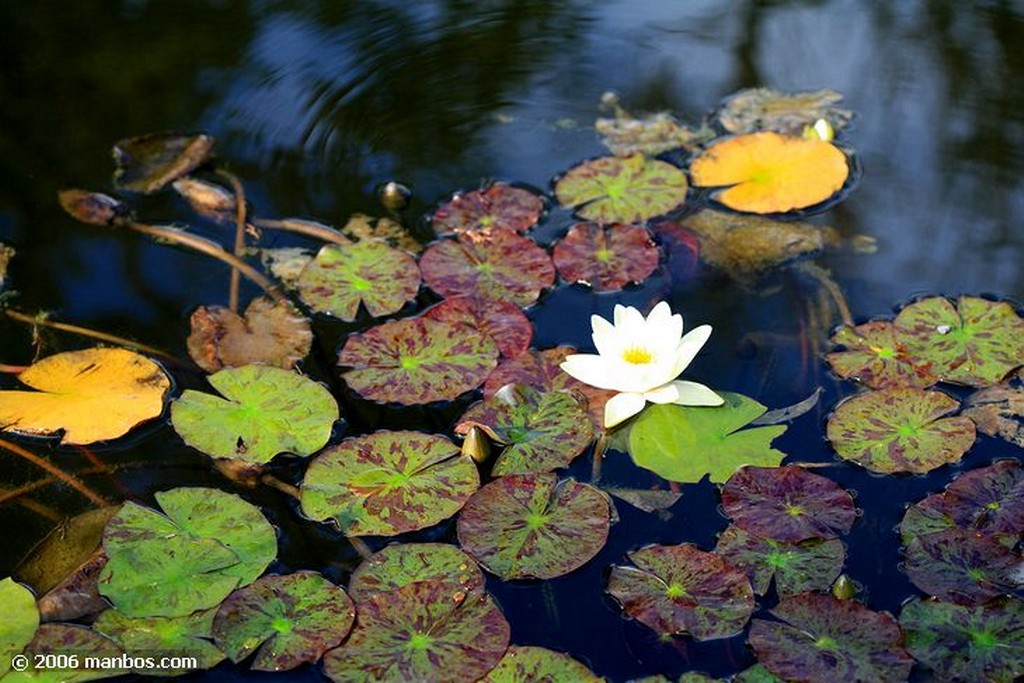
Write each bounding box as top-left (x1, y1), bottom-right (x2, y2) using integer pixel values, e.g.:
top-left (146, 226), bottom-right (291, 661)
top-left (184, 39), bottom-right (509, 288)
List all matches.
top-left (749, 593), bottom-right (913, 683)
top-left (431, 184), bottom-right (545, 235)
top-left (826, 321), bottom-right (937, 389)
top-left (903, 529), bottom-right (1023, 604)
top-left (606, 543), bottom-right (754, 639)
top-left (338, 318), bottom-right (498, 405)
top-left (457, 473), bottom-right (611, 580)
top-left (964, 384), bottom-right (1024, 449)
top-left (826, 387), bottom-right (976, 474)
top-left (552, 223), bottom-right (660, 291)
top-left (456, 384), bottom-right (593, 475)
top-left (714, 525), bottom-right (845, 598)
top-left (300, 431), bottom-right (479, 537)
top-left (419, 230), bottom-right (555, 307)
top-left (113, 132), bottom-right (215, 193)
top-left (721, 466), bottom-right (856, 542)
top-left (554, 153), bottom-right (688, 223)
top-left (423, 295), bottom-right (532, 359)
top-left (11, 624), bottom-right (128, 681)
top-left (348, 543), bottom-right (484, 603)
top-left (480, 646), bottom-right (603, 682)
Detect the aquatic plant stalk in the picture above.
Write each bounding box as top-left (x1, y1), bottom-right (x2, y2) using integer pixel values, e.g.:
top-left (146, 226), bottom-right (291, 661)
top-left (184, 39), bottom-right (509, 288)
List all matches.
top-left (251, 217), bottom-right (351, 246)
top-left (216, 169), bottom-right (249, 313)
top-left (0, 437), bottom-right (109, 506)
top-left (3, 308), bottom-right (176, 362)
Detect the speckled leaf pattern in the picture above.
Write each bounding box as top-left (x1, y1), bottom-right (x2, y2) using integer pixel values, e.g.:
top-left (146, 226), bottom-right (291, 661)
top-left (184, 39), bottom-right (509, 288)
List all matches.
top-left (338, 318), bottom-right (498, 405)
top-left (899, 492), bottom-right (958, 545)
top-left (300, 431), bottom-right (479, 537)
top-left (555, 153), bottom-right (687, 223)
top-left (348, 543), bottom-right (484, 603)
top-left (748, 593), bottom-right (913, 683)
top-left (186, 297), bottom-right (313, 373)
top-left (93, 608), bottom-right (224, 674)
top-left (826, 321), bottom-right (937, 389)
top-left (964, 384), bottom-right (1024, 449)
top-left (321, 577), bottom-right (510, 683)
top-left (0, 578), bottom-right (38, 678)
top-left (457, 473), bottom-right (611, 580)
top-left (4, 624), bottom-right (127, 682)
top-left (714, 525), bottom-right (844, 598)
top-left (552, 223), bottom-right (660, 291)
top-left (895, 296), bottom-right (1024, 387)
top-left (826, 387), bottom-right (976, 474)
top-left (721, 466), bottom-right (856, 542)
top-left (212, 572), bottom-right (355, 671)
top-left (171, 365), bottom-right (338, 464)
top-left (294, 242), bottom-right (420, 321)
top-left (431, 184), bottom-right (545, 234)
top-left (480, 645), bottom-right (604, 682)
top-left (903, 529), bottom-right (1023, 604)
top-left (455, 384), bottom-right (593, 475)
top-left (423, 295), bottom-right (532, 359)
top-left (899, 596), bottom-right (1024, 683)
top-left (419, 230), bottom-right (555, 306)
top-left (606, 544), bottom-right (755, 639)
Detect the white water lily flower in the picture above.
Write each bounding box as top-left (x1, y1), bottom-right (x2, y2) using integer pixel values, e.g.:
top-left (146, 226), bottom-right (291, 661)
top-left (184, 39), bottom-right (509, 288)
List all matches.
top-left (560, 302), bottom-right (723, 428)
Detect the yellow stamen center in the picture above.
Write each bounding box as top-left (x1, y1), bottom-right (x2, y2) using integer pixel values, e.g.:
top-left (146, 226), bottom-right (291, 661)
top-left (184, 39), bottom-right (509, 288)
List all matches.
top-left (621, 346), bottom-right (653, 365)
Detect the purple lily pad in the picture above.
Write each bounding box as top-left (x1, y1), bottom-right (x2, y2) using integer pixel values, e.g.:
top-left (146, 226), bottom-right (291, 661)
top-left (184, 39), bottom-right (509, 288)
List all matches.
top-left (212, 572), bottom-right (355, 672)
top-left (554, 153), bottom-right (688, 223)
top-left (431, 183), bottom-right (545, 235)
top-left (457, 473), bottom-right (611, 580)
top-left (300, 431), bottom-right (479, 537)
top-left (902, 528), bottom-right (1023, 604)
top-left (749, 593), bottom-right (913, 683)
top-left (422, 295), bottom-right (532, 359)
top-left (338, 318), bottom-right (498, 405)
top-left (826, 321), bottom-right (938, 389)
top-left (419, 230), bottom-right (555, 307)
top-left (348, 543), bottom-right (484, 603)
top-left (479, 646), bottom-right (603, 682)
top-left (455, 384), bottom-right (593, 475)
top-left (721, 465), bottom-right (856, 542)
top-left (606, 543), bottom-right (755, 639)
top-left (113, 132), bottom-right (215, 193)
top-left (295, 242), bottom-right (421, 321)
top-left (826, 387), bottom-right (976, 474)
top-left (552, 222), bottom-right (660, 291)
top-left (714, 525), bottom-right (845, 598)
top-left (321, 577), bottom-right (510, 683)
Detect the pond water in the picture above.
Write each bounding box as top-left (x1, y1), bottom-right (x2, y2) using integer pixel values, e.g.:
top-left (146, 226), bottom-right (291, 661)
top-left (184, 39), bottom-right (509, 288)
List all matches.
top-left (1, 2), bottom-right (1022, 681)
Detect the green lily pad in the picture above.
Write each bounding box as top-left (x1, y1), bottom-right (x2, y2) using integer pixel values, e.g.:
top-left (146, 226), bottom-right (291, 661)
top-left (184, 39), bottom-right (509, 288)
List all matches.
top-left (721, 466), bottom-right (856, 542)
top-left (826, 387), bottom-right (976, 474)
top-left (321, 577), bottom-right (510, 683)
top-left (606, 544), bottom-right (755, 639)
top-left (100, 488), bottom-right (276, 617)
top-left (2, 624), bottom-right (127, 682)
top-left (457, 473), bottom-right (611, 580)
top-left (826, 321), bottom-right (937, 389)
top-left (627, 395), bottom-right (787, 484)
top-left (294, 242), bottom-right (421, 321)
top-left (92, 607), bottom-right (224, 674)
top-left (714, 525), bottom-right (845, 598)
top-left (338, 318), bottom-right (498, 405)
top-left (899, 596), bottom-right (1024, 683)
top-left (113, 132), bottom-right (215, 193)
top-left (300, 431), bottom-right (479, 537)
top-left (732, 664), bottom-right (785, 683)
top-left (171, 365), bottom-right (338, 464)
top-left (0, 578), bottom-right (38, 678)
top-left (212, 572), bottom-right (355, 671)
top-left (455, 384), bottom-right (593, 475)
top-left (419, 230), bottom-right (555, 307)
top-left (423, 295), bottom-right (533, 359)
top-left (748, 593), bottom-right (913, 683)
top-left (554, 153), bottom-right (687, 223)
top-left (348, 543), bottom-right (484, 603)
top-left (479, 645), bottom-right (604, 682)
top-left (896, 296), bottom-right (1024, 387)
top-left (431, 184), bottom-right (545, 235)
top-left (551, 223), bottom-right (660, 291)
top-left (903, 529), bottom-right (1023, 604)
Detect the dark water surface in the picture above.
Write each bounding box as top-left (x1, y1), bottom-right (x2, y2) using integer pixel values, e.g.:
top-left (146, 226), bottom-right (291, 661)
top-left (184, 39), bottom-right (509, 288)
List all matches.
top-left (1, 2), bottom-right (1023, 681)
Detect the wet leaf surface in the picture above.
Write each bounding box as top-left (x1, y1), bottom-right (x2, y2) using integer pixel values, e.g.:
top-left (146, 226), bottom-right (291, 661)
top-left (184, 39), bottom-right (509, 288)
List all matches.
top-left (552, 223), bottom-right (660, 291)
top-left (826, 320), bottom-right (937, 389)
top-left (826, 387), bottom-right (976, 473)
top-left (555, 153), bottom-right (687, 223)
top-left (93, 607), bottom-right (224, 674)
top-left (173, 177), bottom-right (236, 223)
top-left (964, 384), bottom-right (1024, 448)
top-left (34, 549), bottom-right (108, 623)
top-left (340, 213), bottom-right (422, 253)
top-left (419, 230), bottom-right (554, 307)
top-left (431, 184), bottom-right (544, 235)
top-left (0, 578), bottom-right (38, 677)
top-left (596, 103), bottom-right (713, 157)
top-left (186, 297), bottom-right (313, 372)
top-left (171, 365), bottom-right (338, 464)
top-left (113, 133), bottom-right (215, 193)
top-left (321, 577), bottom-right (509, 683)
top-left (3, 624), bottom-right (127, 682)
top-left (627, 395), bottom-right (787, 484)
top-left (714, 525), bottom-right (844, 598)
top-left (479, 645), bottom-right (604, 682)
top-left (715, 88), bottom-right (853, 136)
top-left (422, 295), bottom-right (532, 359)
top-left (902, 529), bottom-right (1023, 604)
top-left (338, 318), bottom-right (498, 405)
top-left (295, 241), bottom-right (421, 321)
top-left (213, 572), bottom-right (355, 671)
top-left (721, 465), bottom-right (856, 542)
top-left (748, 593), bottom-right (913, 683)
top-left (455, 384), bottom-right (593, 475)
top-left (899, 596), bottom-right (1024, 683)
top-left (606, 543), bottom-right (754, 639)
top-left (457, 473), bottom-right (611, 580)
top-left (300, 431), bottom-right (479, 537)
top-left (0, 348), bottom-right (170, 445)
top-left (348, 543), bottom-right (483, 603)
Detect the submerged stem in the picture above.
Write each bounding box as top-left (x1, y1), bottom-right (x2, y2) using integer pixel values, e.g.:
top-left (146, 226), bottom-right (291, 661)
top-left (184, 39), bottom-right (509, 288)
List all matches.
top-left (0, 437), bottom-right (110, 507)
top-left (3, 308), bottom-right (177, 362)
top-left (216, 169), bottom-right (249, 313)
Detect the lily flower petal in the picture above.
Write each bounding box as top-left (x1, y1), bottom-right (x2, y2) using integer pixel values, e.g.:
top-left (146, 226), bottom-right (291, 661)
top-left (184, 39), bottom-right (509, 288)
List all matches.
top-left (644, 382), bottom-right (681, 404)
top-left (604, 391), bottom-right (647, 428)
top-left (671, 380), bottom-right (724, 406)
top-left (591, 314), bottom-right (619, 358)
top-left (560, 354), bottom-right (621, 391)
top-left (671, 324), bottom-right (713, 377)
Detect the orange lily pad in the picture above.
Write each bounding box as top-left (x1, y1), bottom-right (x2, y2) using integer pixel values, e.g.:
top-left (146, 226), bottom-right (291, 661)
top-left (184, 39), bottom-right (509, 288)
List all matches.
top-left (689, 132), bottom-right (849, 214)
